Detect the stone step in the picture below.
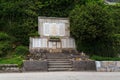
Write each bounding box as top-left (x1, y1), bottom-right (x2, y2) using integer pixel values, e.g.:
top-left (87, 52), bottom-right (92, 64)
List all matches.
top-left (47, 59), bottom-right (70, 61)
top-left (48, 63), bottom-right (71, 65)
top-left (47, 57), bottom-right (68, 59)
top-left (46, 53), bottom-right (69, 59)
top-left (48, 65), bottom-right (72, 68)
top-left (47, 57), bottom-right (72, 71)
top-left (48, 61), bottom-right (71, 63)
top-left (48, 68), bottom-right (73, 71)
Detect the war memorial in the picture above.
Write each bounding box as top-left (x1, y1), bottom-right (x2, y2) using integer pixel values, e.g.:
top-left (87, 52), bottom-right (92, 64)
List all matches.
top-left (21, 17), bottom-right (120, 72)
top-left (22, 17), bottom-right (95, 71)
top-left (0, 16), bottom-right (120, 72)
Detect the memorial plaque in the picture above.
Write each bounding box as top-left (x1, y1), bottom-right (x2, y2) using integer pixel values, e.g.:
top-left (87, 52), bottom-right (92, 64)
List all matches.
top-left (43, 22), bottom-right (65, 36)
top-left (32, 38), bottom-right (47, 48)
top-left (43, 23), bottom-right (49, 36)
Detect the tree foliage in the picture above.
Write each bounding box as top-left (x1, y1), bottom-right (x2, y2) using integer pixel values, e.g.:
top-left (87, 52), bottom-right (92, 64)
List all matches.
top-left (70, 2), bottom-right (116, 57)
top-left (0, 32), bottom-right (12, 57)
top-left (0, 0), bottom-right (120, 58)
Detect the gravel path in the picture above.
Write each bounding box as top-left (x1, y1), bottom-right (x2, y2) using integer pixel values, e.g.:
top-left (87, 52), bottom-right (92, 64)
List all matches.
top-left (0, 72), bottom-right (120, 80)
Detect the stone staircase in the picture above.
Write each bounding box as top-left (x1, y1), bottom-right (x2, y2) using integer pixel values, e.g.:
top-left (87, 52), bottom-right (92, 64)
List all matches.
top-left (46, 53), bottom-right (73, 71)
top-left (47, 58), bottom-right (73, 71)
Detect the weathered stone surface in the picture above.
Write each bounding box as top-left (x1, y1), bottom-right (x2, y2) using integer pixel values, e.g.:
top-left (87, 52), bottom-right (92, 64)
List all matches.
top-left (107, 67), bottom-right (115, 72)
top-left (114, 67), bottom-right (120, 72)
top-left (96, 61), bottom-right (120, 72)
top-left (101, 61), bottom-right (109, 67)
top-left (0, 64), bottom-right (20, 72)
top-left (23, 60), bottom-right (48, 71)
top-left (97, 67), bottom-right (107, 72)
top-left (72, 61), bottom-right (96, 71)
top-left (116, 61), bottom-right (120, 67)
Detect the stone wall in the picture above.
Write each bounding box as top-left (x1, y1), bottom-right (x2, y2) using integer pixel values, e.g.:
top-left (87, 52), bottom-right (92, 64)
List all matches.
top-left (23, 60), bottom-right (48, 72)
top-left (0, 64), bottom-right (20, 72)
top-left (96, 61), bottom-right (120, 72)
top-left (72, 61), bottom-right (96, 71)
top-left (29, 37), bottom-right (76, 50)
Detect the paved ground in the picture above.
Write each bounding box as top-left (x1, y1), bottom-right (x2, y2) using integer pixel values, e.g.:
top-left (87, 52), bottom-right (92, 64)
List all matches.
top-left (0, 72), bottom-right (120, 80)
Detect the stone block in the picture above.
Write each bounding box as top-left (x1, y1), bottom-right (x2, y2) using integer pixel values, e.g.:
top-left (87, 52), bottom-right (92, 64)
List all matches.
top-left (72, 61), bottom-right (96, 71)
top-left (97, 67), bottom-right (107, 72)
top-left (101, 61), bottom-right (109, 67)
top-left (96, 61), bottom-right (120, 72)
top-left (106, 67), bottom-right (115, 72)
top-left (116, 61), bottom-right (120, 67)
top-left (108, 61), bottom-right (116, 67)
top-left (114, 67), bottom-right (120, 72)
top-left (95, 61), bottom-right (101, 68)
top-left (23, 60), bottom-right (48, 71)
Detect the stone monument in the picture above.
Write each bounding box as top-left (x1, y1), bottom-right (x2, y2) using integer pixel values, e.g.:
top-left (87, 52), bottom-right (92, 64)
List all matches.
top-left (29, 17), bottom-right (76, 53)
top-left (24, 17), bottom-right (93, 72)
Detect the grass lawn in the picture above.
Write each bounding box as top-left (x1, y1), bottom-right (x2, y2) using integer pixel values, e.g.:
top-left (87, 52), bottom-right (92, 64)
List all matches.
top-left (0, 55), bottom-right (24, 66)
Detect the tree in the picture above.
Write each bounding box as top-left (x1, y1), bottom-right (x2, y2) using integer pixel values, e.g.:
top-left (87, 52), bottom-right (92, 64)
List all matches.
top-left (69, 2), bottom-right (114, 57)
top-left (109, 5), bottom-right (120, 34)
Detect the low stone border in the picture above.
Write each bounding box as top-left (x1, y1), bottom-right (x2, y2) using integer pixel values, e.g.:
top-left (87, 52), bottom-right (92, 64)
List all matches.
top-left (0, 64), bottom-right (20, 72)
top-left (96, 61), bottom-right (120, 72)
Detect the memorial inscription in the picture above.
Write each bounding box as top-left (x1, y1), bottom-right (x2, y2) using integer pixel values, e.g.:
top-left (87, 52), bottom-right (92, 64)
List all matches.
top-left (43, 23), bottom-right (65, 36)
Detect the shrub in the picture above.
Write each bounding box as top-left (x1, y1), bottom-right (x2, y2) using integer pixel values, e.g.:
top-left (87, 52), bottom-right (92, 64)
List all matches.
top-left (15, 46), bottom-right (28, 55)
top-left (0, 32), bottom-right (10, 41)
top-left (0, 42), bottom-right (12, 57)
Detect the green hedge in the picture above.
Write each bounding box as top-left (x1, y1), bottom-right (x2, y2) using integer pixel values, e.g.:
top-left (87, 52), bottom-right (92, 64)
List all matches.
top-left (91, 55), bottom-right (120, 61)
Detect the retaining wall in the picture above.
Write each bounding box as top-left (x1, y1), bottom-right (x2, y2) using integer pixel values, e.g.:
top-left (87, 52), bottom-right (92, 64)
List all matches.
top-left (96, 61), bottom-right (120, 72)
top-left (1, 61), bottom-right (120, 72)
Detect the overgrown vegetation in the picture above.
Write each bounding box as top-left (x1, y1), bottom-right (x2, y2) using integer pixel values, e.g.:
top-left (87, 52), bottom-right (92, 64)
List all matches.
top-left (70, 1), bottom-right (120, 57)
top-left (0, 0), bottom-right (120, 62)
